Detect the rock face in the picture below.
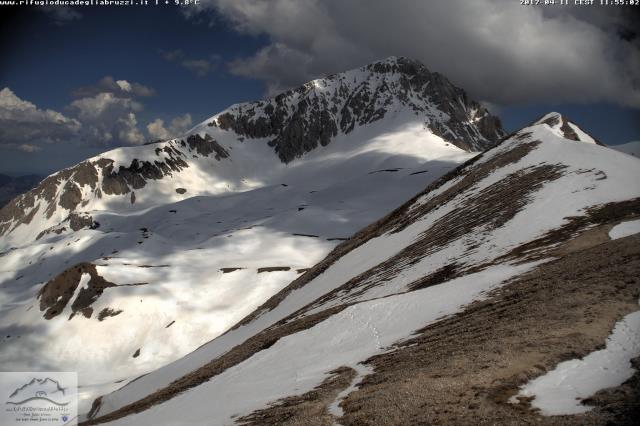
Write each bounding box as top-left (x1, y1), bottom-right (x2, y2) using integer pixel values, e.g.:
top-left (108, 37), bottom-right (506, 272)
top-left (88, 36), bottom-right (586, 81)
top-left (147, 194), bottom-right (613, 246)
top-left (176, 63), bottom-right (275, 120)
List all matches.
top-left (186, 134), bottom-right (230, 159)
top-left (213, 56), bottom-right (504, 161)
top-left (37, 262), bottom-right (117, 320)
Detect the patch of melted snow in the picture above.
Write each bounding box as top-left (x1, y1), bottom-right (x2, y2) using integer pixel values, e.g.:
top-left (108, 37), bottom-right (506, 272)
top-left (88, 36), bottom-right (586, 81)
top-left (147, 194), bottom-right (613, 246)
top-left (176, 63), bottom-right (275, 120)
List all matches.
top-left (511, 302), bottom-right (640, 415)
top-left (609, 219), bottom-right (640, 240)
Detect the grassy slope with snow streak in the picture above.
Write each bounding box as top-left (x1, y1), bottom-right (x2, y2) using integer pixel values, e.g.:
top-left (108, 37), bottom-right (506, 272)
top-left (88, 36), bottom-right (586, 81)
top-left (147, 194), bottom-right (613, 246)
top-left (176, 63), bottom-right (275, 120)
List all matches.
top-left (93, 117), bottom-right (640, 424)
top-left (108, 264), bottom-right (539, 426)
top-left (512, 302), bottom-right (640, 415)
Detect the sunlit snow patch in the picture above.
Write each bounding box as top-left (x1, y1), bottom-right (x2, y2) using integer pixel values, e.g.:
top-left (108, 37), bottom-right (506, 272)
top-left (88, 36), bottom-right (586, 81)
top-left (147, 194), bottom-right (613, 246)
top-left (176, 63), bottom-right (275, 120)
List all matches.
top-left (609, 219), bottom-right (640, 240)
top-left (511, 303), bottom-right (640, 415)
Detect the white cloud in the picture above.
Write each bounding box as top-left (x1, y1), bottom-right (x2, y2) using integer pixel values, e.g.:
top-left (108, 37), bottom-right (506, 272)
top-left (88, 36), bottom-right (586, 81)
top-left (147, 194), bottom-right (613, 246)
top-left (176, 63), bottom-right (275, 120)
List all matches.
top-left (64, 77), bottom-right (157, 146)
top-left (192, 0), bottom-right (640, 107)
top-left (146, 119), bottom-right (169, 140)
top-left (159, 49), bottom-right (184, 62)
top-left (17, 143), bottom-right (41, 153)
top-left (2, 143), bottom-right (43, 153)
top-left (182, 59), bottom-right (213, 77)
top-left (0, 83), bottom-right (154, 151)
top-left (69, 92), bottom-right (145, 145)
top-left (147, 114), bottom-right (193, 140)
top-left (116, 80), bottom-right (132, 92)
top-left (72, 76), bottom-right (155, 99)
top-left (0, 87), bottom-right (81, 148)
top-left (158, 49), bottom-right (220, 76)
top-left (69, 92), bottom-right (142, 119)
top-left (118, 113), bottom-right (145, 145)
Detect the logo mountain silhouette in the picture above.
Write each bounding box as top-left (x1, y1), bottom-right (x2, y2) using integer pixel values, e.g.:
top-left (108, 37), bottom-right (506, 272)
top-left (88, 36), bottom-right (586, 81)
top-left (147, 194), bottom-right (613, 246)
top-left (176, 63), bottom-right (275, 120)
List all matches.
top-left (6, 377), bottom-right (69, 406)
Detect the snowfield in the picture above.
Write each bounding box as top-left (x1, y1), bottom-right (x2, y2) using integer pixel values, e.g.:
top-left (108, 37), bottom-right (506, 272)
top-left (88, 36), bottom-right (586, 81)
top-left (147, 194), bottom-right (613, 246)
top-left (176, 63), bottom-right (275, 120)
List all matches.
top-left (1, 60), bottom-right (484, 415)
top-left (0, 132), bottom-right (470, 415)
top-left (611, 141), bottom-right (640, 158)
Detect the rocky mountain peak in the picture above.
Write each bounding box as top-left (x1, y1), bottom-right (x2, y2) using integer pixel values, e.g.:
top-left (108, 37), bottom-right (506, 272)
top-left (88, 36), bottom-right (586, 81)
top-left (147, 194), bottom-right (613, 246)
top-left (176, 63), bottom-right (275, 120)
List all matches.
top-left (210, 57), bottom-right (505, 161)
top-left (533, 112), bottom-right (604, 146)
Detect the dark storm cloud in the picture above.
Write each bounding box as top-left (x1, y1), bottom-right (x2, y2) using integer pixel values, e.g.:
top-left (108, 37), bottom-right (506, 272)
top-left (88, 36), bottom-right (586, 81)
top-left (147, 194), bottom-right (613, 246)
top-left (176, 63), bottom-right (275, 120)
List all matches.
top-left (189, 0), bottom-right (640, 107)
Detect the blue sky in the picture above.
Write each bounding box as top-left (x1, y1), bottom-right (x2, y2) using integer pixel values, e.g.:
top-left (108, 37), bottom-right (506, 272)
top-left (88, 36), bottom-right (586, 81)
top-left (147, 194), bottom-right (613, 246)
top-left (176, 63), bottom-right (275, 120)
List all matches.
top-left (0, 1), bottom-right (638, 176)
top-left (0, 5), bottom-right (265, 132)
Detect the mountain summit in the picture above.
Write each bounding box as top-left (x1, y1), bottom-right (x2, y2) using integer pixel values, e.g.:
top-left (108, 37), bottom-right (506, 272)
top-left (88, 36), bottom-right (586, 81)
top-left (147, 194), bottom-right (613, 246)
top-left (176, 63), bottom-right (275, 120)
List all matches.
top-left (209, 56), bottom-right (504, 160)
top-left (533, 112), bottom-right (604, 145)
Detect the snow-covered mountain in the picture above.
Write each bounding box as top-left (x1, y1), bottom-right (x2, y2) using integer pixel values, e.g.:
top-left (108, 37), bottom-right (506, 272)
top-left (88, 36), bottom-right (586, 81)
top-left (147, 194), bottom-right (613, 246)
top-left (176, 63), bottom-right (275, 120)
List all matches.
top-left (0, 57), bottom-right (505, 413)
top-left (83, 112), bottom-right (640, 425)
top-left (611, 140), bottom-right (640, 158)
top-left (0, 56), bottom-right (502, 247)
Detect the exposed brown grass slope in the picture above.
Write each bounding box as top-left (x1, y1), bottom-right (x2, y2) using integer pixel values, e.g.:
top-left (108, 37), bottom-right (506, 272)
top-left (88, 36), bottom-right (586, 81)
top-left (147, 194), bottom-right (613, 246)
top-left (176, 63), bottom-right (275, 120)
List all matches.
top-left (241, 233), bottom-right (640, 425)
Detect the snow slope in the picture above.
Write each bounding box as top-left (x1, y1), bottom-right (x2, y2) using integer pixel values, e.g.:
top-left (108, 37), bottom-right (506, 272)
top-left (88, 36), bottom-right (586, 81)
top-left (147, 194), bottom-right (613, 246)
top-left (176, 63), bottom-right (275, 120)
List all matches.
top-left (87, 113), bottom-right (640, 425)
top-left (611, 140), bottom-right (640, 158)
top-left (0, 57), bottom-right (500, 414)
top-left (107, 264), bottom-right (539, 426)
